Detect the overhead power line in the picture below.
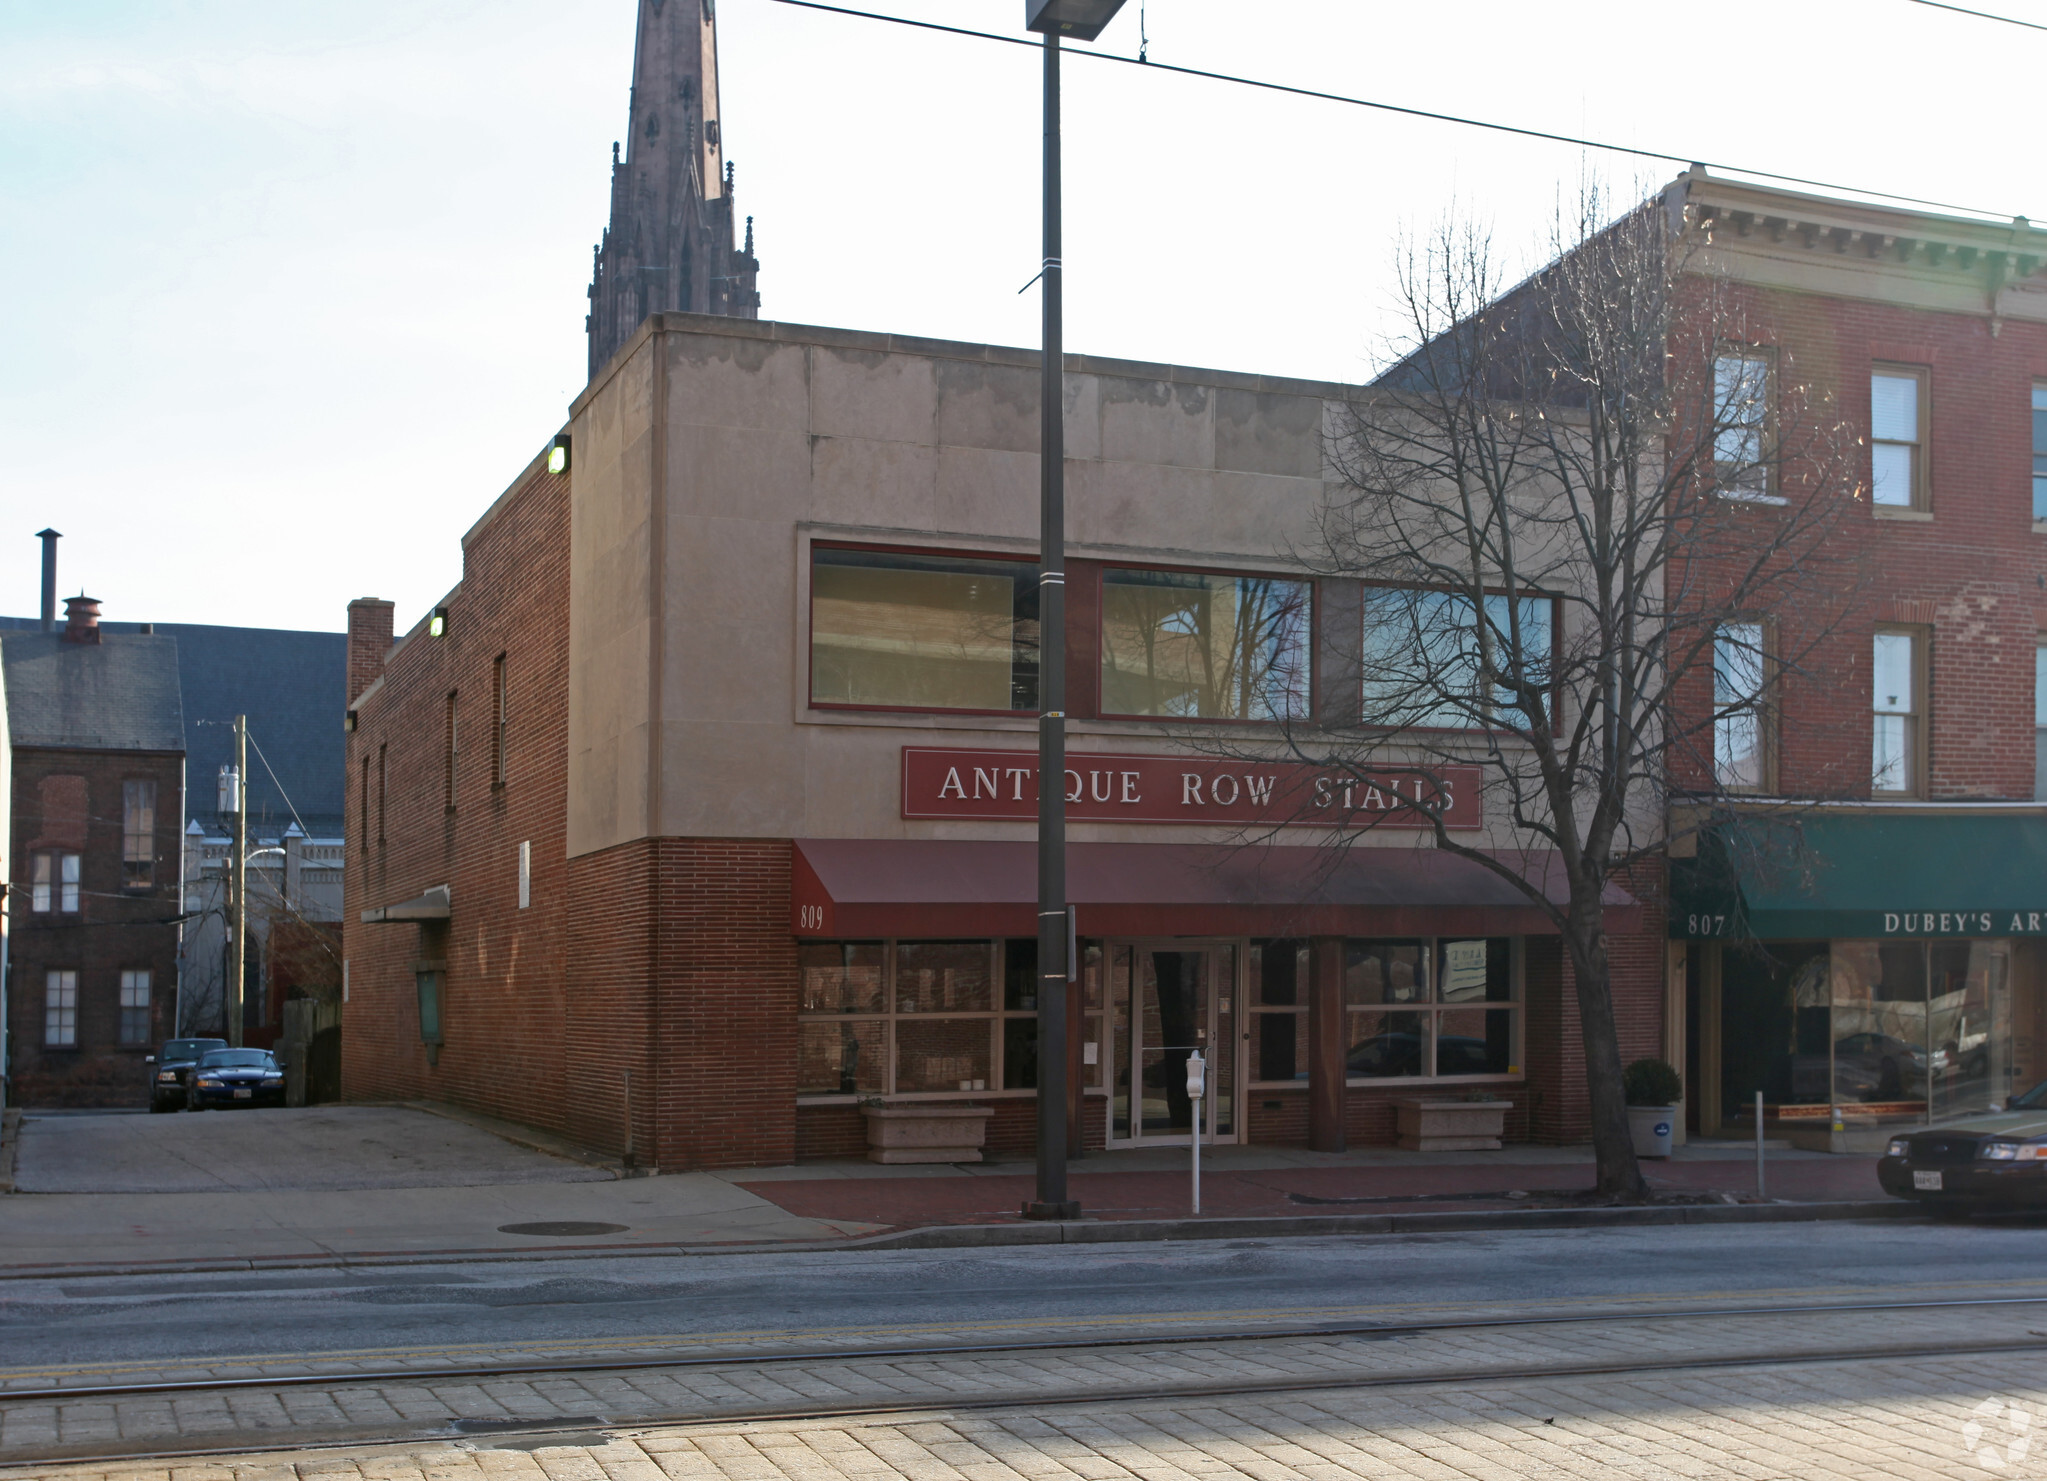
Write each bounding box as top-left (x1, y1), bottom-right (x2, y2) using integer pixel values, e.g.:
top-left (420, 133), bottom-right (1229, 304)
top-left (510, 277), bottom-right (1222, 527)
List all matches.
top-left (770, 0), bottom-right (2030, 224)
top-left (1907, 0), bottom-right (2047, 31)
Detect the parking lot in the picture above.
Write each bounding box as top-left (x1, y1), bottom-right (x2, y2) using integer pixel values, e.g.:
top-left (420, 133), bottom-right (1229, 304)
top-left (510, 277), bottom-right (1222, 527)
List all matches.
top-left (5, 1104), bottom-right (613, 1194)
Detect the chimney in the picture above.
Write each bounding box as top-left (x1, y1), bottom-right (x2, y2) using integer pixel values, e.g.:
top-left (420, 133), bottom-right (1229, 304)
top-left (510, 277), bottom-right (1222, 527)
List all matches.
top-left (347, 597), bottom-right (396, 704)
top-left (62, 593), bottom-right (103, 645)
top-left (37, 529), bottom-right (60, 632)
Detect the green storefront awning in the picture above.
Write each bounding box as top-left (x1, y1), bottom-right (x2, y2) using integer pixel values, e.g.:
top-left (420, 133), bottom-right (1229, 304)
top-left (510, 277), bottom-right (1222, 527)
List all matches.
top-left (1670, 811), bottom-right (2047, 941)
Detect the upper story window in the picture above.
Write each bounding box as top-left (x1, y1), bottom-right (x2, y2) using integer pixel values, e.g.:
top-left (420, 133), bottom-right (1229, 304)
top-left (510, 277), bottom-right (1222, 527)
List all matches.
top-left (443, 691), bottom-right (458, 812)
top-left (2032, 384), bottom-right (2047, 522)
top-left (1873, 627), bottom-right (1925, 796)
top-left (121, 779), bottom-right (155, 889)
top-left (31, 852), bottom-right (80, 913)
top-left (2035, 637), bottom-right (2047, 802)
top-left (492, 654), bottom-right (509, 787)
top-left (1713, 351), bottom-right (1773, 495)
top-left (1714, 621), bottom-right (1769, 793)
top-left (810, 546), bottom-right (1039, 713)
top-left (45, 970), bottom-right (77, 1047)
top-left (1871, 367), bottom-right (1929, 511)
top-left (1100, 568), bottom-right (1311, 722)
top-left (120, 969), bottom-right (152, 1044)
top-left (1361, 587), bottom-right (1553, 730)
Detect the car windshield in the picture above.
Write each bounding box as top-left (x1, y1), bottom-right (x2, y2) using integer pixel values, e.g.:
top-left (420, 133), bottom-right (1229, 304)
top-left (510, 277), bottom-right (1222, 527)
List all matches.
top-left (2008, 1080), bottom-right (2047, 1110)
top-left (163, 1040), bottom-right (224, 1060)
top-left (198, 1050), bottom-right (275, 1069)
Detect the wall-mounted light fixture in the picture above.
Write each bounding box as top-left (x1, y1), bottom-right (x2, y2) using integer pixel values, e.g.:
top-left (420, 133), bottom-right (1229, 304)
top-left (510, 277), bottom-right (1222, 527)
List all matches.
top-left (429, 606), bottom-right (449, 638)
top-left (344, 709), bottom-right (358, 734)
top-left (547, 434), bottom-right (572, 475)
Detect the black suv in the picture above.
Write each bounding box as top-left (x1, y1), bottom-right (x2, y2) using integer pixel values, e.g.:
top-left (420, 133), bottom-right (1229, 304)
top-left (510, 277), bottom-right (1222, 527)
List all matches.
top-left (148, 1038), bottom-right (228, 1112)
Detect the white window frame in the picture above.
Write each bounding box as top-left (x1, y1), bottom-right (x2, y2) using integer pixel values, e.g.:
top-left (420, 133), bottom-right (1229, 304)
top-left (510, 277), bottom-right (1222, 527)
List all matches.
top-left (120, 970), bottom-right (151, 1044)
top-left (1871, 365), bottom-right (1929, 513)
top-left (45, 970), bottom-right (77, 1047)
top-left (1714, 621), bottom-right (1770, 794)
top-left (1713, 350), bottom-right (1775, 498)
top-left (1873, 627), bottom-right (1926, 797)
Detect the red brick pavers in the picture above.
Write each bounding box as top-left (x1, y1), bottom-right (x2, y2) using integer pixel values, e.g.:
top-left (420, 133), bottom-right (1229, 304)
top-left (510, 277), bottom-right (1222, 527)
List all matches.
top-left (738, 1156), bottom-right (1884, 1230)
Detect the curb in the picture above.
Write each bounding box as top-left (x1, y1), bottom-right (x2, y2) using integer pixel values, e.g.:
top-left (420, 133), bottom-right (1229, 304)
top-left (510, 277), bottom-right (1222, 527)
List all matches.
top-left (0, 1198), bottom-right (1925, 1281)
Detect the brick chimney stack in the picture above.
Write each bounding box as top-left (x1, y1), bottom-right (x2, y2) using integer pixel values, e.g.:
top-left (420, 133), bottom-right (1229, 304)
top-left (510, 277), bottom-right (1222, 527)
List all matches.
top-left (61, 593), bottom-right (102, 645)
top-left (347, 597), bottom-right (396, 704)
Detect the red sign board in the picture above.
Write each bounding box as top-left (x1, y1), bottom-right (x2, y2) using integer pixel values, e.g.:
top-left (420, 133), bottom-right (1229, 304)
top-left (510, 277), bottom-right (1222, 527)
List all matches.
top-left (901, 747), bottom-right (1481, 830)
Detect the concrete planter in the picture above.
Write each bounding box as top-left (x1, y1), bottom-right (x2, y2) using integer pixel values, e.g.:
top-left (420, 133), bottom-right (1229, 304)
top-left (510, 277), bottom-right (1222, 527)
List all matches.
top-left (1395, 1098), bottom-right (1511, 1152)
top-left (1628, 1104), bottom-right (1676, 1159)
top-left (861, 1104), bottom-right (996, 1164)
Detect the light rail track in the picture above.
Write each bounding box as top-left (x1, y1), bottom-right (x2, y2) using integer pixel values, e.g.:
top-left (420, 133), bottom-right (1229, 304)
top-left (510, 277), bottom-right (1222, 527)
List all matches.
top-left (5, 1291), bottom-right (2045, 1404)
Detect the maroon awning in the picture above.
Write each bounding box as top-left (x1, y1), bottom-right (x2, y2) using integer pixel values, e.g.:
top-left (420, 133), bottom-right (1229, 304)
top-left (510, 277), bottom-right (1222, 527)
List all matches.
top-left (790, 839), bottom-right (1638, 939)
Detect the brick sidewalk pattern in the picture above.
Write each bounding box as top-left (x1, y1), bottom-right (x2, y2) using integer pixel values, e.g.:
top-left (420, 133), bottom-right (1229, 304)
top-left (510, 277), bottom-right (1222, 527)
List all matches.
top-left (6, 1300), bottom-right (2047, 1466)
top-left (3, 1349), bottom-right (2041, 1480)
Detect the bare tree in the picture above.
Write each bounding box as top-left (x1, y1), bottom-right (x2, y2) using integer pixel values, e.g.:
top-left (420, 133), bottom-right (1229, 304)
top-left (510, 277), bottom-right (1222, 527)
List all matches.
top-left (1257, 186), bottom-right (1866, 1197)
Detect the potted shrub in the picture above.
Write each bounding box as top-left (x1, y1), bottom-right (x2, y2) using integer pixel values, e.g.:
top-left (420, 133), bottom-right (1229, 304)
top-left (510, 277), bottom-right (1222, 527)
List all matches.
top-left (1623, 1058), bottom-right (1683, 1159)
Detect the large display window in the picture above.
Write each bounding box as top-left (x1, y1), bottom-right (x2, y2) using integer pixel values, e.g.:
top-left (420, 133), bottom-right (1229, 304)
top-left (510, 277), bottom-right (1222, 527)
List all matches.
top-left (1717, 938), bottom-right (2016, 1125)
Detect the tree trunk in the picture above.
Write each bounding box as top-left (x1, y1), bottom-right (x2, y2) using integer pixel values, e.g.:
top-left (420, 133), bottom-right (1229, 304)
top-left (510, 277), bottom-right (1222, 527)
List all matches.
top-left (1563, 892), bottom-right (1648, 1199)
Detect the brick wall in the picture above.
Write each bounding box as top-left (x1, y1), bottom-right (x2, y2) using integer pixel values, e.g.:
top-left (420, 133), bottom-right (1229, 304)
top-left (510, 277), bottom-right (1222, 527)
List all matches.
top-left (7, 746), bottom-right (184, 1106)
top-left (1672, 281), bottom-right (2047, 799)
top-left (341, 458), bottom-right (573, 1129)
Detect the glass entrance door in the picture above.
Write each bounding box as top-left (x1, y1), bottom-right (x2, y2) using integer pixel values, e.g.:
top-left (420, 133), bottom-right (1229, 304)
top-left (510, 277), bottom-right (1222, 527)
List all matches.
top-left (1106, 941), bottom-right (1238, 1146)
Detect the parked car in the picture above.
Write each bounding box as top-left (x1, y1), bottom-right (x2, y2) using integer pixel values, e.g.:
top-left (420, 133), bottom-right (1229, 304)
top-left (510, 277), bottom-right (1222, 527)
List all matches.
top-left (1790, 1032), bottom-right (1937, 1103)
top-left (1878, 1078), bottom-right (2047, 1211)
top-left (185, 1048), bottom-right (286, 1110)
top-left (147, 1037), bottom-right (228, 1112)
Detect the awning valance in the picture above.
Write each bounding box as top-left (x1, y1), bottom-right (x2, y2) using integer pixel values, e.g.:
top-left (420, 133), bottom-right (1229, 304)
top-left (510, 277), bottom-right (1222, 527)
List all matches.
top-left (1671, 811), bottom-right (2047, 940)
top-left (360, 885), bottom-right (451, 924)
top-left (791, 839), bottom-right (1637, 939)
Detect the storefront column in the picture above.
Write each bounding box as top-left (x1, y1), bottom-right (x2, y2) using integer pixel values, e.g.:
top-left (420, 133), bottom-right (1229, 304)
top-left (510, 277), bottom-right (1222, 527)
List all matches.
top-left (1308, 935), bottom-right (1346, 1152)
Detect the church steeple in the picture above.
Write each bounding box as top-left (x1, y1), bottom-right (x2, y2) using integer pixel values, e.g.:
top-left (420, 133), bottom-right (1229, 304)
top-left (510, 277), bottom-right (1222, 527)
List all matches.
top-left (586, 0), bottom-right (760, 381)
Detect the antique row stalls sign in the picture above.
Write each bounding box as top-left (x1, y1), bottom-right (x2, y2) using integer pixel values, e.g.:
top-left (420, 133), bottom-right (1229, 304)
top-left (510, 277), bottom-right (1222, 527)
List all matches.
top-left (901, 747), bottom-right (1482, 830)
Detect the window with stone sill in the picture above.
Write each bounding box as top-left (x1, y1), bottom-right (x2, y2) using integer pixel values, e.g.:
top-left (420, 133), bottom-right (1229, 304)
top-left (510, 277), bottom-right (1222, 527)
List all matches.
top-left (1344, 937), bottom-right (1518, 1084)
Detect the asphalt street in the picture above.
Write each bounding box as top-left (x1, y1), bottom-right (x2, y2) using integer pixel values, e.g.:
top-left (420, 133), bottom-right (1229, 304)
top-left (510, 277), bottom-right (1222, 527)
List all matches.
top-left (6, 1218), bottom-right (2045, 1377)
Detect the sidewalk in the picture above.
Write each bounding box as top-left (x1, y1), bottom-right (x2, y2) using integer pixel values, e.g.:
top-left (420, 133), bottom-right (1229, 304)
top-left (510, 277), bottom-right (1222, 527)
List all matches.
top-left (724, 1141), bottom-right (1879, 1229)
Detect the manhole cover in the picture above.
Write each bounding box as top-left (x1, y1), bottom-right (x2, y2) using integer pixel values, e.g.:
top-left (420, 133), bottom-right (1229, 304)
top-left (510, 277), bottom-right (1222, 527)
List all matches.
top-left (496, 1221), bottom-right (630, 1237)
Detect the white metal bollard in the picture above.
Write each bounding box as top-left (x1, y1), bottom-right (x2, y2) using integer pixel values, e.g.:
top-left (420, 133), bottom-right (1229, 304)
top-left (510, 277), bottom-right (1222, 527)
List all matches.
top-left (1187, 1050), bottom-right (1206, 1215)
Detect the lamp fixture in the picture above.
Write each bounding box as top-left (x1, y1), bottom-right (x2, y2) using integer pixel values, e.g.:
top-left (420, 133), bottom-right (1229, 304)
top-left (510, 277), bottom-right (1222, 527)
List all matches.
top-left (547, 434), bottom-right (571, 475)
top-left (1024, 0), bottom-right (1127, 41)
top-left (429, 607), bottom-right (449, 638)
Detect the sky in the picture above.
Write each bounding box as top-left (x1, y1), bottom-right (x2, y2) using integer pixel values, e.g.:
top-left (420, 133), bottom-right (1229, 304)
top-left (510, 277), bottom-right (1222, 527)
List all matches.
top-left (2, 0), bottom-right (2042, 635)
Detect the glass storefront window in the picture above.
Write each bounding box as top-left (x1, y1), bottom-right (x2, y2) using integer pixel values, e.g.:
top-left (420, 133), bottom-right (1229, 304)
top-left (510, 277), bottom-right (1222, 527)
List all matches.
top-left (1250, 939), bottom-right (1308, 1085)
top-left (1345, 938), bottom-right (1516, 1082)
top-left (796, 938), bottom-right (1058, 1099)
top-left (798, 941), bottom-right (885, 1013)
top-left (809, 547), bottom-right (1039, 712)
top-left (1721, 938), bottom-right (2017, 1126)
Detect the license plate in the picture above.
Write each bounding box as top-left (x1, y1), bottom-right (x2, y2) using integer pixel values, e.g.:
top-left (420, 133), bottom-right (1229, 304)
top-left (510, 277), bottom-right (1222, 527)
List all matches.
top-left (1914, 1170), bottom-right (1942, 1191)
top-left (233, 1088), bottom-right (252, 1099)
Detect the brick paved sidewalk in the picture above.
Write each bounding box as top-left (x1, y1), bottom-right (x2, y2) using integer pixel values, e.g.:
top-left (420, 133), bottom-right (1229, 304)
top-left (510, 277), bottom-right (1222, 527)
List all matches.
top-left (4, 1295), bottom-right (2042, 1467)
top-left (4, 1347), bottom-right (2037, 1480)
top-left (738, 1154), bottom-right (1883, 1230)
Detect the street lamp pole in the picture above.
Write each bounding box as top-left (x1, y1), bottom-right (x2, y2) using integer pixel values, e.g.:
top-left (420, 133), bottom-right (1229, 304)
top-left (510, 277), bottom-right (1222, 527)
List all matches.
top-left (1022, 0), bottom-right (1123, 1223)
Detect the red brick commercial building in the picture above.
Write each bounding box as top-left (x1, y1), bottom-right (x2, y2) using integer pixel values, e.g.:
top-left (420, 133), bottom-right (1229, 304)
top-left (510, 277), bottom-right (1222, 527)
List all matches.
top-left (3, 597), bottom-right (185, 1107)
top-left (1657, 172), bottom-right (2047, 1149)
top-left (340, 311), bottom-right (1677, 1171)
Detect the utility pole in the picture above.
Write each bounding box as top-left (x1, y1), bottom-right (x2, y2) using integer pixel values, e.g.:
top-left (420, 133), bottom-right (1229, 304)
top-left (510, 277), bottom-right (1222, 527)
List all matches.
top-left (228, 715), bottom-right (248, 1048)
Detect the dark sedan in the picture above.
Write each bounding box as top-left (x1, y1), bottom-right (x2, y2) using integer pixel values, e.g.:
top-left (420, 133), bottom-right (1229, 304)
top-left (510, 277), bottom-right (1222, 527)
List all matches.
top-left (185, 1048), bottom-right (286, 1110)
top-left (148, 1037), bottom-right (227, 1112)
top-left (1878, 1079), bottom-right (2047, 1210)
